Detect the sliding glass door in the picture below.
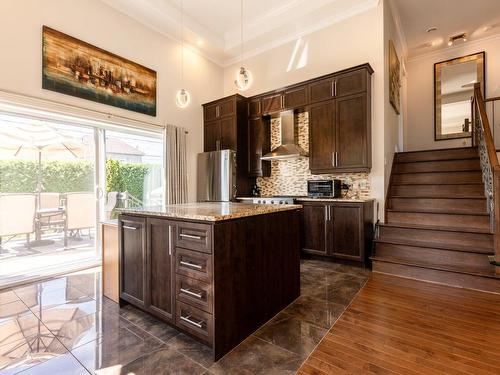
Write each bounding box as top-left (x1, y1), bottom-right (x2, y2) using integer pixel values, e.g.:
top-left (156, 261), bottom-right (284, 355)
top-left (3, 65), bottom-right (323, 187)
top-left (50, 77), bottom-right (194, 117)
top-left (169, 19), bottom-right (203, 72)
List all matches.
top-left (103, 129), bottom-right (164, 220)
top-left (0, 114), bottom-right (99, 285)
top-left (0, 112), bottom-right (165, 287)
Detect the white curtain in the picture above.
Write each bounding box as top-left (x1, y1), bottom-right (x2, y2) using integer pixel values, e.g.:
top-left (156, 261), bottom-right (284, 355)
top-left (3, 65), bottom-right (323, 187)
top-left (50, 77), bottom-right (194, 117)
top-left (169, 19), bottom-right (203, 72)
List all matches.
top-left (164, 124), bottom-right (188, 204)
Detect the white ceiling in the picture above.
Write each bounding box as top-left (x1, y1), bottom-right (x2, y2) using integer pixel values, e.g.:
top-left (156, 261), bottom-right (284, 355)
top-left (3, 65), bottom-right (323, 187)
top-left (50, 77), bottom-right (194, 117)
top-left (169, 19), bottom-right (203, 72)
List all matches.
top-left (392, 0), bottom-right (500, 59)
top-left (100, 0), bottom-right (379, 66)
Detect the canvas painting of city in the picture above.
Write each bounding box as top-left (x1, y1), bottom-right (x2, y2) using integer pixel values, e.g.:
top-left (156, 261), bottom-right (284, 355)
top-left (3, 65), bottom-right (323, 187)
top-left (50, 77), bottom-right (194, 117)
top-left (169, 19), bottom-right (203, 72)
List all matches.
top-left (42, 26), bottom-right (157, 116)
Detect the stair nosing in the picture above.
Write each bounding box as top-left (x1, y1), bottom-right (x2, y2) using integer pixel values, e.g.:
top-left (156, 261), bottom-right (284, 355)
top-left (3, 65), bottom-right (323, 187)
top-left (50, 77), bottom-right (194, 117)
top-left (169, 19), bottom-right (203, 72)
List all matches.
top-left (395, 156), bottom-right (479, 164)
top-left (386, 208), bottom-right (489, 216)
top-left (388, 197), bottom-right (486, 200)
top-left (378, 222), bottom-right (492, 234)
top-left (374, 238), bottom-right (493, 254)
top-left (392, 182), bottom-right (484, 186)
top-left (370, 256), bottom-right (499, 279)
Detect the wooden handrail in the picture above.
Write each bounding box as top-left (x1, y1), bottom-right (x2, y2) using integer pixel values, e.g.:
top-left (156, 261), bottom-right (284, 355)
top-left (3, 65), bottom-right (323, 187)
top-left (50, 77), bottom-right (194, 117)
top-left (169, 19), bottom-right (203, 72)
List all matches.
top-left (474, 83), bottom-right (500, 268)
top-left (474, 84), bottom-right (499, 168)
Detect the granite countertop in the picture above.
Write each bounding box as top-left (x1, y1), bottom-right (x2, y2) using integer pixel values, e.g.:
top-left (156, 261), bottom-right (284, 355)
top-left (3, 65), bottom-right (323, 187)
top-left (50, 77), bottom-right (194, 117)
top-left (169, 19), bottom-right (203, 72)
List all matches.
top-left (118, 202), bottom-right (302, 222)
top-left (237, 196), bottom-right (374, 203)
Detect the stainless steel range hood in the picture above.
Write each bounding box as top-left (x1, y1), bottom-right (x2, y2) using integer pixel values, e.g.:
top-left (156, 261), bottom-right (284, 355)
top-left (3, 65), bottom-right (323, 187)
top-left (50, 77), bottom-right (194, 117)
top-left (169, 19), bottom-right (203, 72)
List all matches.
top-left (261, 110), bottom-right (309, 160)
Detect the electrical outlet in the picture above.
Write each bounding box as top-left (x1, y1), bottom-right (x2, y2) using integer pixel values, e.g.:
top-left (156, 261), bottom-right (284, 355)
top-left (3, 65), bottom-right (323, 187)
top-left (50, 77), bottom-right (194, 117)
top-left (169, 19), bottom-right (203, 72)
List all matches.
top-left (359, 179), bottom-right (367, 190)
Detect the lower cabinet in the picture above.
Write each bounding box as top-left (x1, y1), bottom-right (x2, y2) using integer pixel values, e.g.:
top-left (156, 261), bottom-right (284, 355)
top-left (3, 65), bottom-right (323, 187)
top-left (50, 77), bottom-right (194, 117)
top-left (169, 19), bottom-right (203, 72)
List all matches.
top-left (147, 218), bottom-right (175, 322)
top-left (119, 215), bottom-right (215, 344)
top-left (119, 216), bottom-right (147, 308)
top-left (300, 201), bottom-right (374, 263)
top-left (119, 216), bottom-right (176, 321)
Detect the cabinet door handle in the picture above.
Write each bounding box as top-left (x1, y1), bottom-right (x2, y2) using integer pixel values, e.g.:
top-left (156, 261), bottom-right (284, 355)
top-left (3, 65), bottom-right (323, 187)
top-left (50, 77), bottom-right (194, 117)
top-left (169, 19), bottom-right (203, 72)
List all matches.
top-left (180, 260), bottom-right (203, 270)
top-left (180, 233), bottom-right (202, 240)
top-left (334, 81), bottom-right (337, 96)
top-left (332, 152), bottom-right (335, 167)
top-left (122, 225), bottom-right (137, 230)
top-left (216, 105), bottom-right (219, 118)
top-left (216, 140), bottom-right (220, 150)
top-left (180, 315), bottom-right (204, 328)
top-left (168, 226), bottom-right (172, 256)
top-left (324, 206), bottom-right (328, 221)
top-left (331, 81), bottom-right (335, 97)
top-left (335, 152), bottom-right (339, 167)
top-left (180, 287), bottom-right (203, 299)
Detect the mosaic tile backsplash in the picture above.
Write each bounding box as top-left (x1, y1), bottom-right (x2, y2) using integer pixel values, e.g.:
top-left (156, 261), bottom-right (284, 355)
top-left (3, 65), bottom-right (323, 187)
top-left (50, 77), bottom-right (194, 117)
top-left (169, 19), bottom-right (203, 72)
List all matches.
top-left (256, 112), bottom-right (371, 198)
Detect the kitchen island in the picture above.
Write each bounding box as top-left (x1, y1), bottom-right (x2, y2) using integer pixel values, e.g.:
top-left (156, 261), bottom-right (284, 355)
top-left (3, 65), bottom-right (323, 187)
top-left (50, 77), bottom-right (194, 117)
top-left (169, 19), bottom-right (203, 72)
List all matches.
top-left (118, 202), bottom-right (302, 361)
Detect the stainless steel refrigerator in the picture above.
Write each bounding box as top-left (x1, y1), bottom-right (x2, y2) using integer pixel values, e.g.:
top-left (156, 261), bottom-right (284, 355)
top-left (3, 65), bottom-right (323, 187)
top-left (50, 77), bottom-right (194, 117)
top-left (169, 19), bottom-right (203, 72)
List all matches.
top-left (197, 150), bottom-right (237, 202)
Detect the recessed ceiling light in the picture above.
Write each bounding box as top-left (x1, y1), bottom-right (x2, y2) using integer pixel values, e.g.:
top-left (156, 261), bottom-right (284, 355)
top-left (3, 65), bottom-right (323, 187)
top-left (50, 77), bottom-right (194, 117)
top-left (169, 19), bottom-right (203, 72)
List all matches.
top-left (426, 26), bottom-right (438, 33)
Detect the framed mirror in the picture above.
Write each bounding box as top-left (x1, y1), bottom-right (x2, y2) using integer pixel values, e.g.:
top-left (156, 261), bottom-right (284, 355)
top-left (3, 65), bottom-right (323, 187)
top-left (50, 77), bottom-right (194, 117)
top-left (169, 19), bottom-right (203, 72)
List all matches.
top-left (434, 51), bottom-right (485, 140)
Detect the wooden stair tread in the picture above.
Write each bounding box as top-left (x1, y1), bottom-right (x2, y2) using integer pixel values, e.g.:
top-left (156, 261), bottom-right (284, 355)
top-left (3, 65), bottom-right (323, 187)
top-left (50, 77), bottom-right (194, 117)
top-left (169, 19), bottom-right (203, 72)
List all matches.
top-left (386, 208), bottom-right (488, 216)
top-left (370, 255), bottom-right (499, 279)
top-left (378, 222), bottom-right (492, 234)
top-left (374, 237), bottom-right (493, 254)
top-left (396, 147), bottom-right (479, 163)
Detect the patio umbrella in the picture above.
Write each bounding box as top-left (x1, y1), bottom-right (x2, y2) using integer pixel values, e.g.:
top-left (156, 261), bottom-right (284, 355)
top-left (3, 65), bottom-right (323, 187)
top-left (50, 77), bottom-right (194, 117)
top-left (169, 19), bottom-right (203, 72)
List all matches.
top-left (0, 120), bottom-right (85, 210)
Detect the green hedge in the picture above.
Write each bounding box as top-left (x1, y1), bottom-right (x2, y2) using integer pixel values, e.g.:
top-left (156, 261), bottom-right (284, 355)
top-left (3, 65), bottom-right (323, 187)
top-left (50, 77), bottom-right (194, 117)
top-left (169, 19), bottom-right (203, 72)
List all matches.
top-left (0, 159), bottom-right (151, 201)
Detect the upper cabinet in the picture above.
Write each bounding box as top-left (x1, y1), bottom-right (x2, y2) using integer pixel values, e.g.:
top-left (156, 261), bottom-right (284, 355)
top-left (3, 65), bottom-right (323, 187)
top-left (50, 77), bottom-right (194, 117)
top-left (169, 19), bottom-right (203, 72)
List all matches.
top-left (309, 64), bottom-right (373, 174)
top-left (261, 92), bottom-right (284, 114)
top-left (203, 97), bottom-right (237, 122)
top-left (202, 94), bottom-right (252, 196)
top-left (202, 95), bottom-right (246, 152)
top-left (202, 63), bottom-right (373, 180)
top-left (284, 85), bottom-right (308, 108)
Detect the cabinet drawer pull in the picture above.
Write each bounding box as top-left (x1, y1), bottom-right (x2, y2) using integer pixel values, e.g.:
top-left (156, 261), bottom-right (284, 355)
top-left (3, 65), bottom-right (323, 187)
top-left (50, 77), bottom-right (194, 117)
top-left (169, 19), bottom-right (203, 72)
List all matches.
top-left (180, 233), bottom-right (202, 240)
top-left (122, 225), bottom-right (138, 230)
top-left (180, 260), bottom-right (203, 270)
top-left (180, 315), bottom-right (204, 328)
top-left (180, 288), bottom-right (203, 299)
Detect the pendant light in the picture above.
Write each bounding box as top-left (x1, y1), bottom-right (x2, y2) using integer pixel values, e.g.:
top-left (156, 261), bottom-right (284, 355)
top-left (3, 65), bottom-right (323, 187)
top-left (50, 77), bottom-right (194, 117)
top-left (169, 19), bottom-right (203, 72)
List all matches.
top-left (234, 0), bottom-right (252, 91)
top-left (176, 0), bottom-right (191, 108)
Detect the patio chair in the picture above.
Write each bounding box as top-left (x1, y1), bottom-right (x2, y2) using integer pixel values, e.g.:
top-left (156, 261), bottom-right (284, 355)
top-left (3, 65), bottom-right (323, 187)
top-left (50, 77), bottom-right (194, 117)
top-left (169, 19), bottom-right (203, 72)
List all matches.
top-left (0, 194), bottom-right (36, 249)
top-left (64, 192), bottom-right (96, 247)
top-left (39, 192), bottom-right (64, 230)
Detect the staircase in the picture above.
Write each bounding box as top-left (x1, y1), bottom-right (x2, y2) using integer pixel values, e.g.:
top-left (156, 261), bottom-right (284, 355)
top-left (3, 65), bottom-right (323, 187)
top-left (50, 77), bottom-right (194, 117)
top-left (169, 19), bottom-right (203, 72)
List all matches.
top-left (372, 146), bottom-right (500, 294)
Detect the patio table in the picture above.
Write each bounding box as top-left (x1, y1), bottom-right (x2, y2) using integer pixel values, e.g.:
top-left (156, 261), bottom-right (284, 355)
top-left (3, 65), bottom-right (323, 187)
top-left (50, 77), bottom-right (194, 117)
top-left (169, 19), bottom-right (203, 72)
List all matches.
top-left (34, 206), bottom-right (66, 244)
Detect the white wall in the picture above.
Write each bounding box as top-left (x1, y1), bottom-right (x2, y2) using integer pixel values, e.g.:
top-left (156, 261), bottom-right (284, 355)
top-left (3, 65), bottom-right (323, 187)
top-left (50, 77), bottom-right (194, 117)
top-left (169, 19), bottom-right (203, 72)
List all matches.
top-left (383, 1), bottom-right (406, 192)
top-left (405, 35), bottom-right (500, 151)
top-left (223, 5), bottom-right (386, 220)
top-left (0, 0), bottom-right (224, 202)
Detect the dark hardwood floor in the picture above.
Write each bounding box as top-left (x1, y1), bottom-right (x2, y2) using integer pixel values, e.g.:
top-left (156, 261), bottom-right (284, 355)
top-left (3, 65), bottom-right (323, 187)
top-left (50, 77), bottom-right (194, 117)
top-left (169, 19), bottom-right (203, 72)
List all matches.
top-left (298, 273), bottom-right (500, 375)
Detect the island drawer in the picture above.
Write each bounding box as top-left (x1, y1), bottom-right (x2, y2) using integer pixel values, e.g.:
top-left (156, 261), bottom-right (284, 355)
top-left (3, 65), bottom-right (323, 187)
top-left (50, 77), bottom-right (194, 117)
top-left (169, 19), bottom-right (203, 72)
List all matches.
top-left (176, 275), bottom-right (213, 313)
top-left (176, 222), bottom-right (212, 253)
top-left (176, 301), bottom-right (213, 345)
top-left (175, 248), bottom-right (213, 283)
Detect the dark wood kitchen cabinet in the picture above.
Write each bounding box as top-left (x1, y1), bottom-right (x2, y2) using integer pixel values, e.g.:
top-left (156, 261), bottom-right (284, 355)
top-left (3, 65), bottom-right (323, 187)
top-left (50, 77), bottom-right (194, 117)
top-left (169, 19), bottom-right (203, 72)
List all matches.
top-left (301, 203), bottom-right (327, 255)
top-left (309, 64), bottom-right (372, 174)
top-left (119, 216), bottom-right (175, 322)
top-left (203, 94), bottom-right (252, 195)
top-left (248, 116), bottom-right (271, 177)
top-left (203, 94), bottom-right (246, 152)
top-left (146, 218), bottom-right (175, 322)
top-left (284, 84), bottom-right (308, 108)
top-left (119, 208), bottom-right (300, 361)
top-left (261, 92), bottom-right (284, 114)
top-left (300, 200), bottom-right (374, 264)
top-left (119, 216), bottom-right (147, 308)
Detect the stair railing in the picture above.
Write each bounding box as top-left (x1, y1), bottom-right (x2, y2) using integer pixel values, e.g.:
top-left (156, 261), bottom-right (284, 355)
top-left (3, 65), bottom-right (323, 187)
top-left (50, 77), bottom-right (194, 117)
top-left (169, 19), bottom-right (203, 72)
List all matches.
top-left (473, 83), bottom-right (500, 268)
